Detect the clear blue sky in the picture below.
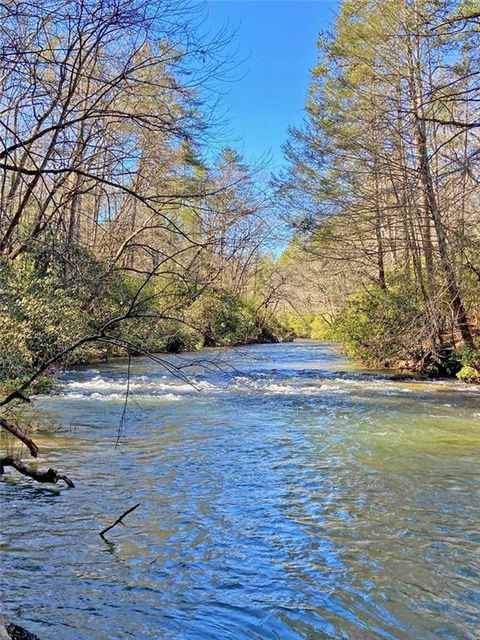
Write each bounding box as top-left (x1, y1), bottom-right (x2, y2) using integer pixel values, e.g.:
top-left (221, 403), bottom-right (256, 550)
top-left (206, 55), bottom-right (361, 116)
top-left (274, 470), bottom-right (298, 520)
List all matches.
top-left (204, 0), bottom-right (338, 170)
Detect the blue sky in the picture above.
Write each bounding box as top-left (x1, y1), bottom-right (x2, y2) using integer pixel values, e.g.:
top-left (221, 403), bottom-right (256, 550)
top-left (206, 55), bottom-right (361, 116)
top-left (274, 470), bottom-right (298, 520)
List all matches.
top-left (204, 0), bottom-right (338, 171)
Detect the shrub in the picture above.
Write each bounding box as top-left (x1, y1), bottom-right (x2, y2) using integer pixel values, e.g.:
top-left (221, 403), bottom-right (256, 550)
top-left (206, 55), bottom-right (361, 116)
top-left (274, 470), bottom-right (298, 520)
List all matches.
top-left (0, 258), bottom-right (91, 380)
top-left (0, 246), bottom-right (293, 386)
top-left (310, 315), bottom-right (334, 340)
top-left (276, 311), bottom-right (334, 340)
top-left (456, 365), bottom-right (480, 383)
top-left (453, 342), bottom-right (480, 383)
top-left (276, 312), bottom-right (313, 338)
top-left (332, 285), bottom-right (422, 366)
top-left (188, 291), bottom-right (253, 346)
top-left (187, 291), bottom-right (291, 347)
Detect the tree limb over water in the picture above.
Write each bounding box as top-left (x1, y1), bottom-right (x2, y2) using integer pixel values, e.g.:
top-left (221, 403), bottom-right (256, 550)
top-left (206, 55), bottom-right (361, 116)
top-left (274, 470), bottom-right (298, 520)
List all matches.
top-left (0, 418), bottom-right (38, 458)
top-left (0, 457), bottom-right (74, 488)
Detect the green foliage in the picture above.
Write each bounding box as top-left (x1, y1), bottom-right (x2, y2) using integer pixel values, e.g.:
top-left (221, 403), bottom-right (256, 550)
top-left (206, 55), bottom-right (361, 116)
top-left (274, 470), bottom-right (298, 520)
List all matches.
top-left (453, 342), bottom-right (480, 383)
top-left (0, 257), bottom-right (91, 380)
top-left (0, 250), bottom-right (166, 380)
top-left (277, 312), bottom-right (313, 338)
top-left (0, 376), bottom-right (55, 396)
top-left (456, 365), bottom-right (480, 383)
top-left (310, 315), bottom-right (334, 340)
top-left (455, 342), bottom-right (480, 368)
top-left (187, 291), bottom-right (290, 347)
top-left (189, 291), bottom-right (251, 346)
top-left (0, 249), bottom-right (291, 385)
top-left (333, 286), bottom-right (421, 366)
top-left (277, 311), bottom-right (334, 341)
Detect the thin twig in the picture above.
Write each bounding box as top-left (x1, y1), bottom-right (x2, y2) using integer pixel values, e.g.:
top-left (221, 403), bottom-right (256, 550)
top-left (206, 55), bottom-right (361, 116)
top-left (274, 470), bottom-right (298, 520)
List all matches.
top-left (99, 503), bottom-right (141, 539)
top-left (115, 352), bottom-right (132, 449)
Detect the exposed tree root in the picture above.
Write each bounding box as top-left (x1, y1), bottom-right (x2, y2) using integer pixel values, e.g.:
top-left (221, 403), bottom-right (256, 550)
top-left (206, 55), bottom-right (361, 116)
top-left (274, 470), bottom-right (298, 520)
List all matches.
top-left (0, 457), bottom-right (74, 487)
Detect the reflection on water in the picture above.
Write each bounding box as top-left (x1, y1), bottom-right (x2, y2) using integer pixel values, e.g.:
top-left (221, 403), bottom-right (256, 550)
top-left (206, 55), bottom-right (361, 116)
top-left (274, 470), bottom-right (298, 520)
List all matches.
top-left (1, 341), bottom-right (479, 639)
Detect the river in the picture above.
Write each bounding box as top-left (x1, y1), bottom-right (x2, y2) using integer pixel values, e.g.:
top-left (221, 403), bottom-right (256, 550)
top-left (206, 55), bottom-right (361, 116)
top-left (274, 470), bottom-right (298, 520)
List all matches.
top-left (1, 340), bottom-right (479, 639)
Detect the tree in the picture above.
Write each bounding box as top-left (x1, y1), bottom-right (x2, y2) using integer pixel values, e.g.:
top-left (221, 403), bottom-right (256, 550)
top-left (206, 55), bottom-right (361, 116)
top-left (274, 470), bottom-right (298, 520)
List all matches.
top-left (0, 0), bottom-right (280, 483)
top-left (277, 0), bottom-right (480, 366)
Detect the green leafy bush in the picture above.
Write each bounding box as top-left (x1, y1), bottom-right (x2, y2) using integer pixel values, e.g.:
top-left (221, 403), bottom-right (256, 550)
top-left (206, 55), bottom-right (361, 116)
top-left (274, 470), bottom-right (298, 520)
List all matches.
top-left (0, 247), bottom-right (292, 386)
top-left (187, 291), bottom-right (294, 347)
top-left (456, 365), bottom-right (480, 383)
top-left (276, 311), bottom-right (334, 340)
top-left (453, 342), bottom-right (480, 383)
top-left (0, 258), bottom-right (91, 380)
top-left (310, 315), bottom-right (334, 340)
top-left (332, 286), bottom-right (421, 366)
top-left (276, 312), bottom-right (313, 338)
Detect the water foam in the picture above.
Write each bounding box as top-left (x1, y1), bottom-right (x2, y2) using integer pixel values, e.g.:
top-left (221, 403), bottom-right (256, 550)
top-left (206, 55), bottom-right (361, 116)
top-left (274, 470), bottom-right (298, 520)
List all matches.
top-left (59, 374), bottom-right (215, 399)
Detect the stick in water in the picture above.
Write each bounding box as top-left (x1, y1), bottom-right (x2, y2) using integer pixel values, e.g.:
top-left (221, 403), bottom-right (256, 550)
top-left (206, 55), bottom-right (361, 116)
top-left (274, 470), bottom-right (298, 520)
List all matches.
top-left (99, 503), bottom-right (141, 538)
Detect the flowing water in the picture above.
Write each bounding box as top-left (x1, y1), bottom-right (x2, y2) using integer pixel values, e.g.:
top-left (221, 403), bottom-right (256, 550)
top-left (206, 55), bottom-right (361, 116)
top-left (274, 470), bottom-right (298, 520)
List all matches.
top-left (1, 341), bottom-right (479, 640)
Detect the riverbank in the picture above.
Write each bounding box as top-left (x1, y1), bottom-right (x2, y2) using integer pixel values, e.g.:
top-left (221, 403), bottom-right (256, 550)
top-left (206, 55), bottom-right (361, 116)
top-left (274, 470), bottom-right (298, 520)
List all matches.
top-left (282, 313), bottom-right (480, 384)
top-left (0, 284), bottom-right (295, 400)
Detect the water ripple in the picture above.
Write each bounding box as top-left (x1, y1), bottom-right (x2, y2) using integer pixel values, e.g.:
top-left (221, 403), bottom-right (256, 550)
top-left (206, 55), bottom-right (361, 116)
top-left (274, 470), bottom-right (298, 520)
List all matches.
top-left (1, 341), bottom-right (479, 639)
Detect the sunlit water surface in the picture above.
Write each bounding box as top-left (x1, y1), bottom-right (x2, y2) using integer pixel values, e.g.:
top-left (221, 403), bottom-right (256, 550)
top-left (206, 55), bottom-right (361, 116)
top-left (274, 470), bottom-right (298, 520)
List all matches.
top-left (1, 341), bottom-right (479, 639)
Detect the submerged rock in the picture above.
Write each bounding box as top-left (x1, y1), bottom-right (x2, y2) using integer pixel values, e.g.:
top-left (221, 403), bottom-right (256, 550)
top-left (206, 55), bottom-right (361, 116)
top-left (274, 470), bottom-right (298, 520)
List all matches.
top-left (0, 616), bottom-right (41, 640)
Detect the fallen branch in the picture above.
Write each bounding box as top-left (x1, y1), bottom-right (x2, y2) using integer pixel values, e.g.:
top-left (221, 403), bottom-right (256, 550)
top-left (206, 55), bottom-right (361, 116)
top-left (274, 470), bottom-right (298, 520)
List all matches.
top-left (0, 417), bottom-right (38, 457)
top-left (99, 503), bottom-right (140, 539)
top-left (0, 457), bottom-right (74, 487)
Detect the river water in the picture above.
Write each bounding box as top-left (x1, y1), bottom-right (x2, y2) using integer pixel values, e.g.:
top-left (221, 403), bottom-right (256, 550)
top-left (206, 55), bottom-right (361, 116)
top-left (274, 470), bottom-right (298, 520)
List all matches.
top-left (1, 341), bottom-right (479, 639)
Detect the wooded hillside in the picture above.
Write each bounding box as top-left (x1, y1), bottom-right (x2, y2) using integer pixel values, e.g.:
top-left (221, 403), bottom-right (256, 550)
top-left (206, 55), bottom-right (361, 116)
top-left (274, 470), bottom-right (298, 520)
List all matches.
top-left (278, 0), bottom-right (480, 379)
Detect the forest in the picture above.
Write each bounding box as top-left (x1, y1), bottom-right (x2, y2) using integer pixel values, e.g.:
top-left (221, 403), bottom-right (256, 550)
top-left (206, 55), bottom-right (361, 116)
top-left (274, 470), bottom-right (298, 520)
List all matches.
top-left (0, 0), bottom-right (478, 392)
top-left (0, 1), bottom-right (479, 639)
top-left (277, 0), bottom-right (480, 380)
top-left (1, 0), bottom-right (480, 477)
